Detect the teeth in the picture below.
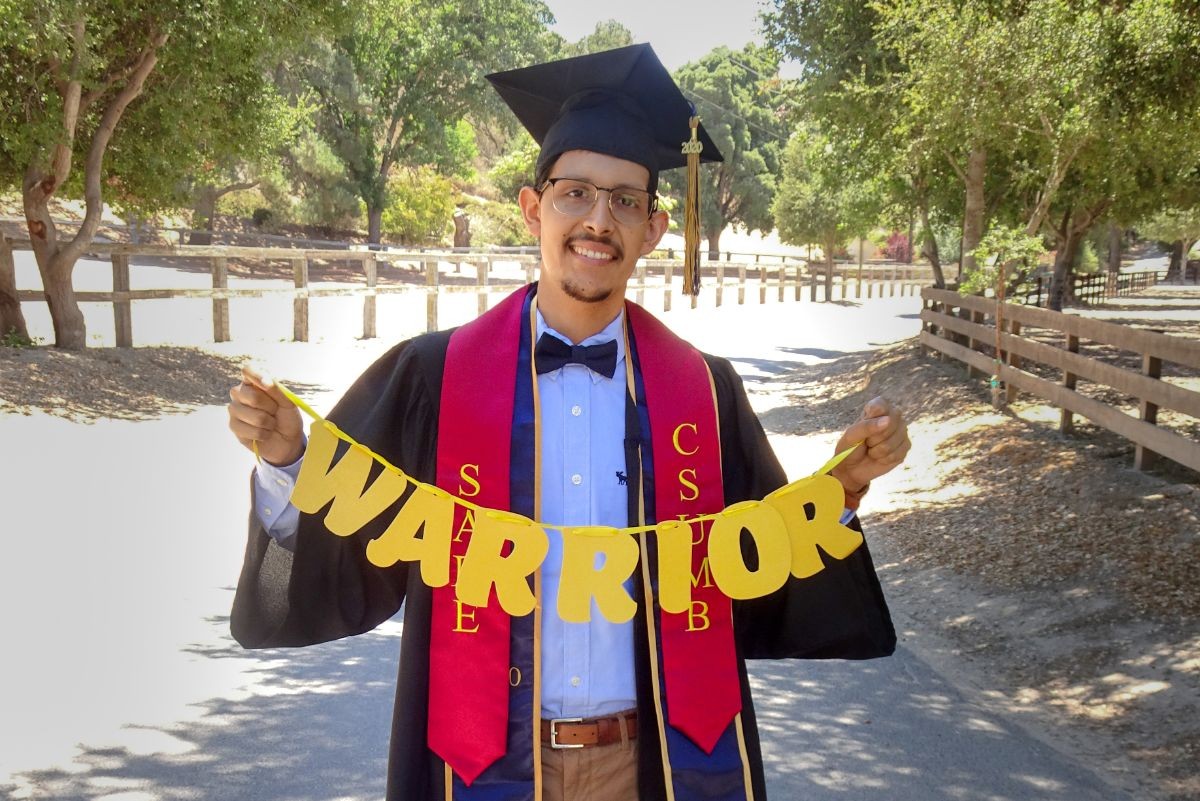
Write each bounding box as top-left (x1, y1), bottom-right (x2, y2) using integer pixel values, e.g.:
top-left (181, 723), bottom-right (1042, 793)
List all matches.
top-left (571, 245), bottom-right (614, 260)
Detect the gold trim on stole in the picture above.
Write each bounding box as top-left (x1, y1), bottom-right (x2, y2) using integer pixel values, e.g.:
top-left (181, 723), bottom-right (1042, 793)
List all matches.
top-left (530, 296), bottom-right (544, 801)
top-left (626, 315), bottom-right (678, 801)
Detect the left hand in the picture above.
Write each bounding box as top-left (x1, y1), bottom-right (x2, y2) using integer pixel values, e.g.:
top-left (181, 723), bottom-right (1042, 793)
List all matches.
top-left (830, 396), bottom-right (911, 494)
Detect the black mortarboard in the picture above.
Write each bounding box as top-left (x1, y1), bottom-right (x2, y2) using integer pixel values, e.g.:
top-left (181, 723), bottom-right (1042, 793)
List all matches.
top-left (486, 44), bottom-right (723, 294)
top-left (486, 44), bottom-right (722, 193)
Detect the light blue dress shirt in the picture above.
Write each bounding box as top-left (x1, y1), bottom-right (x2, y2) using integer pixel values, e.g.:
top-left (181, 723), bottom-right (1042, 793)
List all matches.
top-left (253, 309), bottom-right (637, 718)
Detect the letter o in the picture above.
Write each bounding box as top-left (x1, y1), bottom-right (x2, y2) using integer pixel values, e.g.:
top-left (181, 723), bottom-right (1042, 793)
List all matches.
top-left (707, 501), bottom-right (791, 599)
top-left (509, 667), bottom-right (522, 687)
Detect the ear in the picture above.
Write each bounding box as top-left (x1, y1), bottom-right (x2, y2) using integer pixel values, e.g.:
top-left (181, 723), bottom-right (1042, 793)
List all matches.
top-left (518, 186), bottom-right (543, 239)
top-left (638, 209), bottom-right (670, 257)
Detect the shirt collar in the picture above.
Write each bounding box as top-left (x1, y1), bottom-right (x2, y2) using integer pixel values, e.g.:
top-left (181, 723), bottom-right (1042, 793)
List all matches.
top-left (535, 307), bottom-right (626, 384)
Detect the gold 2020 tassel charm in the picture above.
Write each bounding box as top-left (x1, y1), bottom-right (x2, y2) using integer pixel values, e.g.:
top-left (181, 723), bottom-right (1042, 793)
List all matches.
top-left (682, 116), bottom-right (703, 297)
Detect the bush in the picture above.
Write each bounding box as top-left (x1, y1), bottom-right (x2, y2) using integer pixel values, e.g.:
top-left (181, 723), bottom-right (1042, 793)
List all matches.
top-left (381, 167), bottom-right (455, 245)
top-left (464, 197), bottom-right (535, 247)
top-left (881, 230), bottom-right (911, 261)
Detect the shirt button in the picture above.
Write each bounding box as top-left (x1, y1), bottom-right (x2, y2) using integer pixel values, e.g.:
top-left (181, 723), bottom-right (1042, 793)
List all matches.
top-left (275, 478), bottom-right (288, 487)
top-left (571, 405), bottom-right (582, 417)
top-left (263, 508), bottom-right (273, 517)
top-left (570, 676), bottom-right (581, 687)
top-left (571, 474), bottom-right (582, 486)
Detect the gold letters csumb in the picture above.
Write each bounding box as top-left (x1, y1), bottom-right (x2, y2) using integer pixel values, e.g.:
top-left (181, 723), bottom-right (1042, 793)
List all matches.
top-left (458, 463), bottom-right (481, 497)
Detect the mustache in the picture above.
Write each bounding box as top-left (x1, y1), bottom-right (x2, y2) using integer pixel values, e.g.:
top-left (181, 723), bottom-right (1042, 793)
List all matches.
top-left (567, 234), bottom-right (623, 260)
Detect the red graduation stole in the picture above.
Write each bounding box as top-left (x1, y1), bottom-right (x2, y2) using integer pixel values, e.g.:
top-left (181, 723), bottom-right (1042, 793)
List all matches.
top-left (429, 288), bottom-right (740, 785)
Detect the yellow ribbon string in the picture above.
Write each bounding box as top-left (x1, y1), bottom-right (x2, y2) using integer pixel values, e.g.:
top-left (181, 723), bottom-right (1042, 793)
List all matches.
top-left (275, 381), bottom-right (863, 536)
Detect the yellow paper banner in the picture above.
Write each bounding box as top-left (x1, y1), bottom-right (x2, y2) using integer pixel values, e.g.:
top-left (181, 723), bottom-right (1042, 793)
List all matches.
top-left (274, 382), bottom-right (865, 623)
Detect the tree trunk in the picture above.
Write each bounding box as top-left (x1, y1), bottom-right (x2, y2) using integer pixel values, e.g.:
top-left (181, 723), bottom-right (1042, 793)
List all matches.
top-left (1106, 222), bottom-right (1122, 276)
top-left (0, 236), bottom-right (29, 340)
top-left (1048, 218), bottom-right (1080, 312)
top-left (706, 229), bottom-right (721, 261)
top-left (906, 212), bottom-right (915, 263)
top-left (453, 210), bottom-right (471, 248)
top-left (919, 205), bottom-right (945, 288)
top-left (189, 185), bottom-right (218, 245)
top-left (368, 204), bottom-right (383, 245)
top-left (1166, 240), bottom-right (1184, 281)
top-left (961, 145), bottom-right (987, 278)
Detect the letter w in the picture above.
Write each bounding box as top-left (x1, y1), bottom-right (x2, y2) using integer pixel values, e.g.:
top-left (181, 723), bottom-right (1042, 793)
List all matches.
top-left (290, 422), bottom-right (406, 537)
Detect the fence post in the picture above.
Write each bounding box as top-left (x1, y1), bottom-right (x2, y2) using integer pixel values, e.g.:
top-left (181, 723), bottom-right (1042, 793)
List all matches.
top-left (965, 309), bottom-right (986, 379)
top-left (738, 264), bottom-right (746, 305)
top-left (759, 265), bottom-right (767, 304)
top-left (636, 262), bottom-right (646, 307)
top-left (211, 256), bottom-right (230, 343)
top-left (890, 264), bottom-right (898, 297)
top-left (778, 265), bottom-right (786, 302)
top-left (1060, 333), bottom-right (1080, 432)
top-left (856, 240), bottom-right (864, 299)
top-left (426, 258), bottom-right (439, 333)
top-left (112, 254), bottom-right (132, 347)
top-left (808, 268), bottom-right (818, 302)
top-left (292, 256), bottom-right (309, 342)
top-left (664, 262), bottom-right (673, 312)
top-left (476, 259), bottom-right (489, 317)
top-left (363, 253), bottom-right (377, 339)
top-left (524, 260), bottom-right (535, 286)
top-left (1005, 319), bottom-right (1021, 403)
top-left (1134, 355), bottom-right (1163, 470)
top-left (715, 263), bottom-right (724, 307)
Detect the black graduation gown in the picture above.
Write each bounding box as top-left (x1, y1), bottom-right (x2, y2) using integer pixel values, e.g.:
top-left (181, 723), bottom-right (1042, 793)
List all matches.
top-left (230, 328), bottom-right (896, 801)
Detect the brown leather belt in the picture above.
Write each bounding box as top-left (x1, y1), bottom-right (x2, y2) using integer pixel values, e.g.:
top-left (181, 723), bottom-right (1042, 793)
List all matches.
top-left (540, 711), bottom-right (638, 749)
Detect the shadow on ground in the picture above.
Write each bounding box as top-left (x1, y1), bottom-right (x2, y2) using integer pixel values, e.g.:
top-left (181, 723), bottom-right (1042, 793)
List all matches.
top-left (0, 346), bottom-right (323, 421)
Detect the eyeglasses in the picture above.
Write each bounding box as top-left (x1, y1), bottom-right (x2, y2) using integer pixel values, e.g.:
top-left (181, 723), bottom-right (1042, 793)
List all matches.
top-left (539, 178), bottom-right (655, 227)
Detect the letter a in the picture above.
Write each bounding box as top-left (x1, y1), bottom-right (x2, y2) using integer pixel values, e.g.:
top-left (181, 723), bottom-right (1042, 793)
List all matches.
top-left (365, 486), bottom-right (455, 587)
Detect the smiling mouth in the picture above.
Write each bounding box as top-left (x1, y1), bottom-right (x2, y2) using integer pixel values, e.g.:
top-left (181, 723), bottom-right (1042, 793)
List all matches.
top-left (569, 242), bottom-right (619, 261)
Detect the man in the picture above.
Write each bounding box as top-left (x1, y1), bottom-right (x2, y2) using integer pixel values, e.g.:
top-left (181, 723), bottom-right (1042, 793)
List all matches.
top-left (227, 44), bottom-right (909, 801)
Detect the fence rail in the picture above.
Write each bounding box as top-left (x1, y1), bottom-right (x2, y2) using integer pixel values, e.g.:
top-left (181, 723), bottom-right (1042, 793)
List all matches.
top-left (920, 287), bottom-right (1200, 473)
top-left (1017, 269), bottom-right (1169, 307)
top-left (5, 238), bottom-right (928, 346)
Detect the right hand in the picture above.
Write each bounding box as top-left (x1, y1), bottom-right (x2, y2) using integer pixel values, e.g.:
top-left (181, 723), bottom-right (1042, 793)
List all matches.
top-left (228, 364), bottom-right (304, 466)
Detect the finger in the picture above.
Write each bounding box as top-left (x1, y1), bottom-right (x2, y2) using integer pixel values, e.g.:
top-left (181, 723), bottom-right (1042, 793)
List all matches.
top-left (230, 382), bottom-right (279, 414)
top-left (863, 396), bottom-right (891, 420)
top-left (866, 426), bottom-right (909, 463)
top-left (838, 417), bottom-right (880, 448)
top-left (228, 416), bottom-right (274, 442)
top-left (241, 363), bottom-right (295, 409)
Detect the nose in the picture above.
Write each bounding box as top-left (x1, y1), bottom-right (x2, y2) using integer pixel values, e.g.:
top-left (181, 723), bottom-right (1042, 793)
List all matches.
top-left (582, 189), bottom-right (616, 235)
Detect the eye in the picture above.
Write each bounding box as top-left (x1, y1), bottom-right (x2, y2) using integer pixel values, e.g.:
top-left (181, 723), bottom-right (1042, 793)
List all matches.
top-left (614, 192), bottom-right (645, 210)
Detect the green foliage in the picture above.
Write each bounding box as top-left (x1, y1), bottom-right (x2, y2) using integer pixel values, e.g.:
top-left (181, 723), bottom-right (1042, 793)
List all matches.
top-left (380, 167), bottom-right (454, 245)
top-left (1138, 207), bottom-right (1200, 247)
top-left (0, 0), bottom-right (343, 212)
top-left (287, 0), bottom-right (554, 236)
top-left (489, 132), bottom-right (540, 198)
top-left (960, 226), bottom-right (1046, 295)
top-left (665, 44), bottom-right (786, 241)
top-left (463, 197), bottom-right (535, 247)
top-left (554, 19), bottom-right (635, 58)
top-left (1, 327), bottom-right (41, 348)
top-left (773, 130), bottom-right (879, 253)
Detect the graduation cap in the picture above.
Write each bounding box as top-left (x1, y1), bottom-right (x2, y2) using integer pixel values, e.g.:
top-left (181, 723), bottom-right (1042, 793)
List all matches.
top-left (487, 44), bottom-right (724, 295)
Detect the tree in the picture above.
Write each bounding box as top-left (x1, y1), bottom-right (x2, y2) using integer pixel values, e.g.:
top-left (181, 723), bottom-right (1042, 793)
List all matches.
top-left (1140, 207), bottom-right (1200, 281)
top-left (555, 19), bottom-right (634, 58)
top-left (294, 0), bottom-right (553, 244)
top-left (666, 44), bottom-right (786, 258)
top-left (0, 0), bottom-right (337, 347)
top-left (773, 130), bottom-right (879, 282)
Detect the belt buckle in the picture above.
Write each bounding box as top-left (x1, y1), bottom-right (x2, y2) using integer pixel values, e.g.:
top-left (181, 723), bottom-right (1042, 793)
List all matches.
top-left (549, 717), bottom-right (584, 749)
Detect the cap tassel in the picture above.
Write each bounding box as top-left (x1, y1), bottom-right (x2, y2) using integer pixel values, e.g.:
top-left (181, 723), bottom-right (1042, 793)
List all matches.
top-left (682, 116), bottom-right (703, 297)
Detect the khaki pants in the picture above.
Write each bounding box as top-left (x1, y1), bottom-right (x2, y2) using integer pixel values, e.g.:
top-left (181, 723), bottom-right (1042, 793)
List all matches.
top-left (540, 733), bottom-right (638, 801)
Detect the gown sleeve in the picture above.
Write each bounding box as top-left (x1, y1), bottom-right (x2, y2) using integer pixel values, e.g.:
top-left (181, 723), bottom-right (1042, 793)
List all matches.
top-left (230, 331), bottom-right (451, 649)
top-left (703, 355), bottom-right (897, 661)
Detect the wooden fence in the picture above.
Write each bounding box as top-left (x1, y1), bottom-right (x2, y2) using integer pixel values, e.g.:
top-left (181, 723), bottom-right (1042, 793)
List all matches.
top-left (920, 287), bottom-right (1200, 473)
top-left (4, 239), bottom-right (927, 346)
top-left (1017, 269), bottom-right (1168, 307)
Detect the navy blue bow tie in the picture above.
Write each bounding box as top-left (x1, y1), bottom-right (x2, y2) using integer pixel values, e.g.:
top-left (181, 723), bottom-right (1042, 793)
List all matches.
top-left (534, 333), bottom-right (618, 378)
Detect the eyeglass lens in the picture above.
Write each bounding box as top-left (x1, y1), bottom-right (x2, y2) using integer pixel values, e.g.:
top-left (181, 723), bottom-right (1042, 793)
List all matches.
top-left (547, 179), bottom-right (650, 226)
